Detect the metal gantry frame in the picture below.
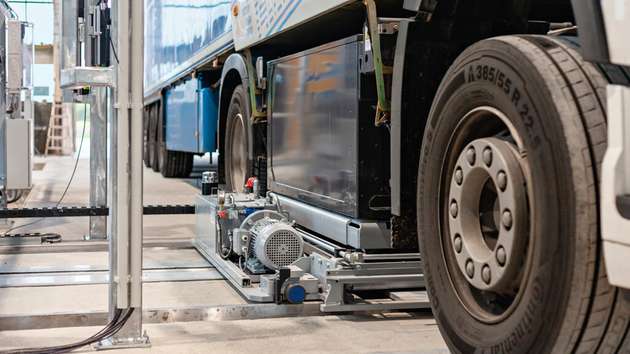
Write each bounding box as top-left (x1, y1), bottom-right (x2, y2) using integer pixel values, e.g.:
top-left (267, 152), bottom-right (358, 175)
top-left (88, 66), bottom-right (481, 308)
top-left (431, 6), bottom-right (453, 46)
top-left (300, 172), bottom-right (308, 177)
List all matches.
top-left (103, 0), bottom-right (148, 347)
top-left (59, 0), bottom-right (148, 347)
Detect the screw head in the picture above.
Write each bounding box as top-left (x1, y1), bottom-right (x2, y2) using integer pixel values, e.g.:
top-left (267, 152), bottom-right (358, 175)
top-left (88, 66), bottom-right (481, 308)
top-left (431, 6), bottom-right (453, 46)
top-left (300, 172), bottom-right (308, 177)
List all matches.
top-left (497, 171), bottom-right (507, 191)
top-left (502, 210), bottom-right (513, 230)
top-left (450, 201), bottom-right (459, 218)
top-left (466, 147), bottom-right (476, 165)
top-left (465, 260), bottom-right (475, 278)
top-left (454, 234), bottom-right (463, 253)
top-left (482, 265), bottom-right (491, 284)
top-left (455, 167), bottom-right (464, 185)
top-left (496, 246), bottom-right (506, 266)
top-left (483, 147), bottom-right (493, 166)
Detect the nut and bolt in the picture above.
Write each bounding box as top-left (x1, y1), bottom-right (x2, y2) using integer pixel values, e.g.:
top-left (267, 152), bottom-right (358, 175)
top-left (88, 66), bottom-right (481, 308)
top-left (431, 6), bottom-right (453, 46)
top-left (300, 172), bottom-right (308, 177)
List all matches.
top-left (465, 260), bottom-right (475, 278)
top-left (450, 201), bottom-right (459, 218)
top-left (496, 246), bottom-right (506, 266)
top-left (502, 210), bottom-right (513, 230)
top-left (482, 265), bottom-right (491, 284)
top-left (483, 147), bottom-right (493, 166)
top-left (455, 167), bottom-right (463, 185)
top-left (454, 234), bottom-right (463, 253)
top-left (466, 147), bottom-right (476, 165)
top-left (497, 171), bottom-right (507, 191)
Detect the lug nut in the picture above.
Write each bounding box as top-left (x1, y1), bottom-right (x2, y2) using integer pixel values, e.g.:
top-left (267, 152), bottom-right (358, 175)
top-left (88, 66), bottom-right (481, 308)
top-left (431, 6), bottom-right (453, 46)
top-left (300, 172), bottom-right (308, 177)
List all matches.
top-left (496, 246), bottom-right (506, 266)
top-left (455, 167), bottom-right (463, 185)
top-left (482, 265), bottom-right (491, 284)
top-left (466, 147), bottom-right (476, 165)
top-left (454, 234), bottom-right (463, 253)
top-left (450, 201), bottom-right (459, 218)
top-left (465, 260), bottom-right (475, 278)
top-left (483, 147), bottom-right (493, 166)
top-left (502, 210), bottom-right (513, 230)
top-left (497, 171), bottom-right (507, 191)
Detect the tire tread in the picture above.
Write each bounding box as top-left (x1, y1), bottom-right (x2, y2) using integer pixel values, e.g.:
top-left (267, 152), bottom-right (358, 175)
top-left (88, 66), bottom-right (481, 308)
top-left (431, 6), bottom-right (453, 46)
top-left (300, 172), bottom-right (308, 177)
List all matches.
top-left (523, 35), bottom-right (630, 354)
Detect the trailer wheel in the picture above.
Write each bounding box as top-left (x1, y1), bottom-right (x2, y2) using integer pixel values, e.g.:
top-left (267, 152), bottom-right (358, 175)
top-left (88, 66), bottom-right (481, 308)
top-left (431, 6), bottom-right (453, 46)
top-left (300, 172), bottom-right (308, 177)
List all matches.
top-left (156, 108), bottom-right (193, 178)
top-left (418, 35), bottom-right (630, 354)
top-left (150, 103), bottom-right (161, 172)
top-left (224, 85), bottom-right (251, 192)
top-left (143, 107), bottom-right (152, 168)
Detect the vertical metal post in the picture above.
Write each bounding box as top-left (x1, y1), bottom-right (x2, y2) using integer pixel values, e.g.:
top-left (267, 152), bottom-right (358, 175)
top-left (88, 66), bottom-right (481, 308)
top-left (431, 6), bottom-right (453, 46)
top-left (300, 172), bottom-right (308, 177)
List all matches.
top-left (89, 87), bottom-right (108, 239)
top-left (99, 0), bottom-right (148, 348)
top-left (84, 0), bottom-right (108, 240)
top-left (0, 12), bottom-right (6, 210)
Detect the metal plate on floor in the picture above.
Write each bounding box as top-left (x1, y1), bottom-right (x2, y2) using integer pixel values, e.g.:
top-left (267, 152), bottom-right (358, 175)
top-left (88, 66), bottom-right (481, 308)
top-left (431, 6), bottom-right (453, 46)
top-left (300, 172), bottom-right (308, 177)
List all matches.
top-left (0, 268), bottom-right (224, 287)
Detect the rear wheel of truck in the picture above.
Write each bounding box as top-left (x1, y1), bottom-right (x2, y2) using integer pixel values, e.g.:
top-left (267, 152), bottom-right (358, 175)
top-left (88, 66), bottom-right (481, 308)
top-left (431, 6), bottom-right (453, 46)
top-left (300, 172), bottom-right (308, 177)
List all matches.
top-left (417, 35), bottom-right (630, 353)
top-left (143, 107), bottom-right (152, 168)
top-left (224, 84), bottom-right (252, 192)
top-left (156, 109), bottom-right (193, 178)
top-left (146, 104), bottom-right (159, 170)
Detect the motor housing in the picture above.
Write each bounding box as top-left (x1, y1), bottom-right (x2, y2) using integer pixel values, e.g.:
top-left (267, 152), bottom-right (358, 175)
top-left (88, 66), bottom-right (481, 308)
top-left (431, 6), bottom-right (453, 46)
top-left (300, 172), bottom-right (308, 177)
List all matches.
top-left (239, 210), bottom-right (304, 271)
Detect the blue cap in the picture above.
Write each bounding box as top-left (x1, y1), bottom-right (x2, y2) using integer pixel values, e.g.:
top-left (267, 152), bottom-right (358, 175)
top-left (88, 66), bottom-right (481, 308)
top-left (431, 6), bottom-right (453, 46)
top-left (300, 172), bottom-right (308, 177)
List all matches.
top-left (286, 284), bottom-right (306, 304)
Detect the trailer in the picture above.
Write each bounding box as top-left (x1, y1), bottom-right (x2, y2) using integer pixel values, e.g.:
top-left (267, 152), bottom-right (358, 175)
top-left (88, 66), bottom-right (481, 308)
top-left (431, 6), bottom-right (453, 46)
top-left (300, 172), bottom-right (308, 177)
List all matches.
top-left (144, 1), bottom-right (630, 353)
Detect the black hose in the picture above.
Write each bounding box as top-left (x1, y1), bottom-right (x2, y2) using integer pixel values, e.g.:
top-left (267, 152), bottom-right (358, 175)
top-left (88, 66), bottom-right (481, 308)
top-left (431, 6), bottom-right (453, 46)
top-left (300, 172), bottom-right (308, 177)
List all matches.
top-left (1, 308), bottom-right (135, 354)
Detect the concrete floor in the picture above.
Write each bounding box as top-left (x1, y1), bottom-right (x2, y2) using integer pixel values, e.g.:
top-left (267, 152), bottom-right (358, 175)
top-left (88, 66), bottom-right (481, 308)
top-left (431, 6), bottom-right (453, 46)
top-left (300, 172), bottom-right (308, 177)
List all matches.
top-left (0, 154), bottom-right (449, 353)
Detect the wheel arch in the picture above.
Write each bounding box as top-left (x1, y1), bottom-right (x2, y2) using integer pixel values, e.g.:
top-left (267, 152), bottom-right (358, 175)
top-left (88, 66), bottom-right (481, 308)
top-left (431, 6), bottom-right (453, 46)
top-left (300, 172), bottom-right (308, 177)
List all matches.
top-left (218, 53), bottom-right (251, 184)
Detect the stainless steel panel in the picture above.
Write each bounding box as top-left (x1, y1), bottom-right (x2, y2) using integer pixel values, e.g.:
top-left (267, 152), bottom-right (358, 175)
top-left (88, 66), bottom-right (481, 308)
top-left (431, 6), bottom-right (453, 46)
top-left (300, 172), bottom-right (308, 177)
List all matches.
top-left (194, 194), bottom-right (274, 302)
top-left (275, 194), bottom-right (391, 249)
top-left (269, 37), bottom-right (360, 217)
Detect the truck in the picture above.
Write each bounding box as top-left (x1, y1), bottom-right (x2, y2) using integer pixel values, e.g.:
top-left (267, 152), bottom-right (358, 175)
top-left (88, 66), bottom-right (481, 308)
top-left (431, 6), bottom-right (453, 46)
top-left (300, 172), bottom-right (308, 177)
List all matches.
top-left (143, 1), bottom-right (630, 353)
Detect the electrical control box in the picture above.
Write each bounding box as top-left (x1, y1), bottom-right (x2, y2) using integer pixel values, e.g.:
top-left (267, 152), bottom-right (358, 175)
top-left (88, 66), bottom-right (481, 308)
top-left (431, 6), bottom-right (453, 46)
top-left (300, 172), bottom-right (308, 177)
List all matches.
top-left (6, 119), bottom-right (32, 190)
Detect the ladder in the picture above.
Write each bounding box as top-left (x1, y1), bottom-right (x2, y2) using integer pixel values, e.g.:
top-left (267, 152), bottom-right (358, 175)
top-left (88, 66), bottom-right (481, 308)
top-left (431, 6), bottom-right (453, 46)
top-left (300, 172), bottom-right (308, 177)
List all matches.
top-left (44, 101), bottom-right (74, 156)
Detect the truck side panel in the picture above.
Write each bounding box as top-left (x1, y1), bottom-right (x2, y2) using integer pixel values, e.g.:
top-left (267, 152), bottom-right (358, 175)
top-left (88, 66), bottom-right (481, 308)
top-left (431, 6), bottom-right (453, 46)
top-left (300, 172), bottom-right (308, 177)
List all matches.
top-left (231, 0), bottom-right (355, 51)
top-left (144, 0), bottom-right (232, 96)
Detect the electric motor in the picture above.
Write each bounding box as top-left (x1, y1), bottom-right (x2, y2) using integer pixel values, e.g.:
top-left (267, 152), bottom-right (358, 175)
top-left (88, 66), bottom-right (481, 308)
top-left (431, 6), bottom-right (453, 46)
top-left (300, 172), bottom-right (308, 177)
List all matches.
top-left (239, 210), bottom-right (303, 270)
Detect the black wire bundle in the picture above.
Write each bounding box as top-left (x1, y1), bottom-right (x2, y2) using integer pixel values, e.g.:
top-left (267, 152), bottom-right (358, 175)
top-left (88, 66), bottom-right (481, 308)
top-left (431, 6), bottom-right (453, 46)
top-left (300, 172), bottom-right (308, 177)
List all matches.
top-left (1, 308), bottom-right (135, 354)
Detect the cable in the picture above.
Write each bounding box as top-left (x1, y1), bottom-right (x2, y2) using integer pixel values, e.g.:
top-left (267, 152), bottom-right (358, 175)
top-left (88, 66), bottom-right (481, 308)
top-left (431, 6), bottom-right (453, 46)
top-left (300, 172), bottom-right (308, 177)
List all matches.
top-left (2, 104), bottom-right (89, 237)
top-left (97, 0), bottom-right (119, 64)
top-left (2, 308), bottom-right (136, 354)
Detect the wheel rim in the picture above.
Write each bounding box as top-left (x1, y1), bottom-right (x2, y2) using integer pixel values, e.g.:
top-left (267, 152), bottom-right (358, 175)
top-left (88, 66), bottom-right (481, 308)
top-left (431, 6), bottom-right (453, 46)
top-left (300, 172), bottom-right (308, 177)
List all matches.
top-left (441, 106), bottom-right (532, 323)
top-left (228, 113), bottom-right (247, 192)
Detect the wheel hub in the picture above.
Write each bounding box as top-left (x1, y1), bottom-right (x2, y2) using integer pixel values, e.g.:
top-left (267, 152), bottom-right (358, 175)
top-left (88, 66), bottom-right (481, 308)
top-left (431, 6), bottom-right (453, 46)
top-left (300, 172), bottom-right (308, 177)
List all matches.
top-left (448, 137), bottom-right (528, 292)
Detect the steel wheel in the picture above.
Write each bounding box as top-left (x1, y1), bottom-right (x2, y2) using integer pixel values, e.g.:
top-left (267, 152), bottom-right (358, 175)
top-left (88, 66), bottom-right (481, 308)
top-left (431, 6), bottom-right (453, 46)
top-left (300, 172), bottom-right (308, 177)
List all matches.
top-left (441, 106), bottom-right (531, 323)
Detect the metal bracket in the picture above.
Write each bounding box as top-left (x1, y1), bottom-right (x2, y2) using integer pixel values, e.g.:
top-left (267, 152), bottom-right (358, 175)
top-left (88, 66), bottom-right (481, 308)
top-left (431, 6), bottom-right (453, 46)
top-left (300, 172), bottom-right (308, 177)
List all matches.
top-left (243, 49), bottom-right (267, 123)
top-left (60, 66), bottom-right (114, 89)
top-left (364, 0), bottom-right (391, 127)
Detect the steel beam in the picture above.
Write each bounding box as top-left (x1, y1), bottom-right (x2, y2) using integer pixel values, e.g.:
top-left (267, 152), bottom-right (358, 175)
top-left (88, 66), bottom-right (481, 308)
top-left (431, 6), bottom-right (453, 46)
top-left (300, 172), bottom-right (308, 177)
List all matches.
top-left (0, 303), bottom-right (324, 331)
top-left (89, 87), bottom-right (108, 240)
top-left (103, 0), bottom-right (148, 348)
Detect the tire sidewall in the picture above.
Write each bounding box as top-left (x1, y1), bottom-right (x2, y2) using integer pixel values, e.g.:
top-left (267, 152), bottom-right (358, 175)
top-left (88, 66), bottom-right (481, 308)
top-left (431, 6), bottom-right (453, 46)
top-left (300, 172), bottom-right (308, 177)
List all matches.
top-left (224, 85), bottom-right (252, 192)
top-left (418, 38), bottom-right (591, 353)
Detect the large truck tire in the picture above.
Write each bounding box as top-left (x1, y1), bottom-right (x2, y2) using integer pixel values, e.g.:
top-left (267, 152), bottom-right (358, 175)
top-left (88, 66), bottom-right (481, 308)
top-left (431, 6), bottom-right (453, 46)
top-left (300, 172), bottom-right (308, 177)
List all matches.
top-left (145, 104), bottom-right (159, 170)
top-left (150, 104), bottom-right (161, 172)
top-left (417, 35), bottom-right (630, 354)
top-left (143, 108), bottom-right (152, 168)
top-left (156, 110), bottom-right (193, 178)
top-left (224, 84), bottom-right (252, 192)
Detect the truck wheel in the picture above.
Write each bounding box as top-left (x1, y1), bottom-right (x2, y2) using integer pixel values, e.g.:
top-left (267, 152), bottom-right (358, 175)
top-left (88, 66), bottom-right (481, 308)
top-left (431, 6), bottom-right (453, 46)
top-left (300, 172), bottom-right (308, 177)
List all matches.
top-left (143, 107), bottom-right (152, 168)
top-left (224, 85), bottom-right (251, 192)
top-left (418, 35), bottom-right (630, 353)
top-left (151, 104), bottom-right (161, 172)
top-left (156, 110), bottom-right (193, 178)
